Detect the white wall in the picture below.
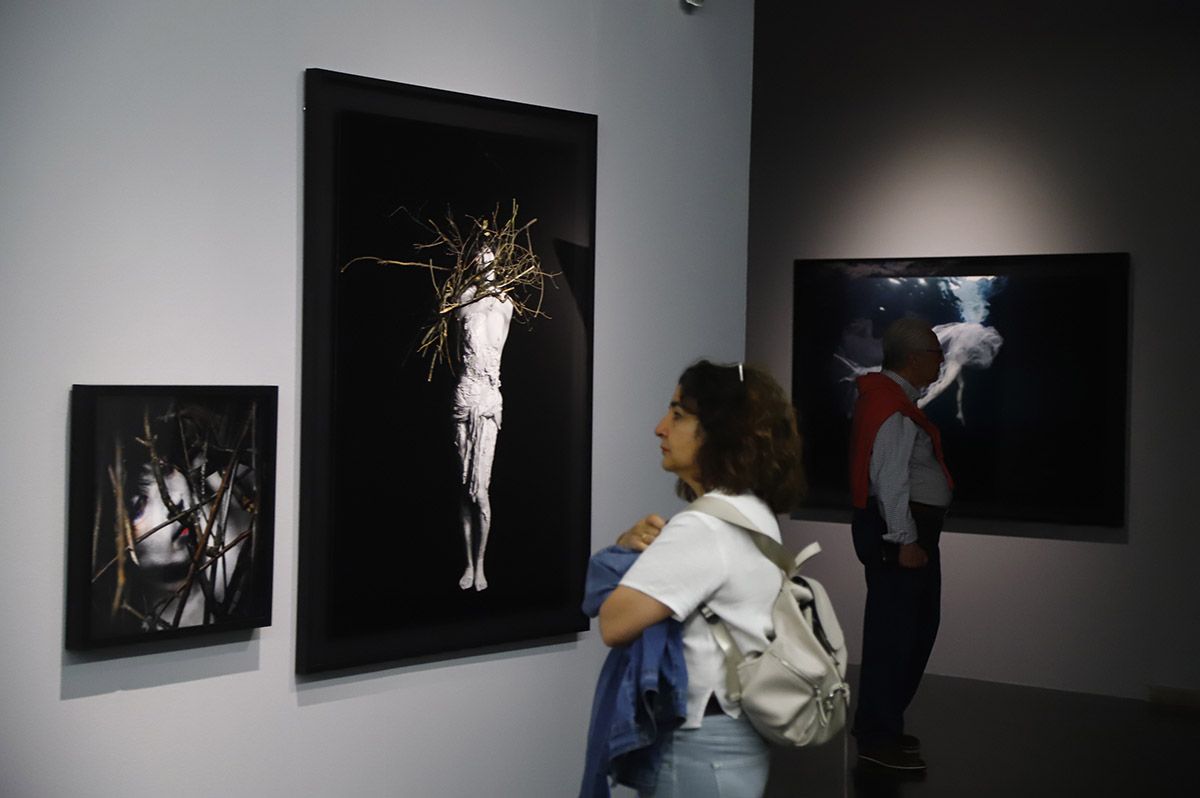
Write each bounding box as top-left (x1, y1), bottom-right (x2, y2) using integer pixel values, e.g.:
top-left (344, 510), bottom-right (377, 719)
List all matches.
top-left (0, 1), bottom-right (754, 795)
top-left (748, 3), bottom-right (1200, 700)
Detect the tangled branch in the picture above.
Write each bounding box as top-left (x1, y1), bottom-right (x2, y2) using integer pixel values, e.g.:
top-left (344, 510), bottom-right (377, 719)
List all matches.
top-left (91, 401), bottom-right (261, 633)
top-left (342, 200), bottom-right (556, 380)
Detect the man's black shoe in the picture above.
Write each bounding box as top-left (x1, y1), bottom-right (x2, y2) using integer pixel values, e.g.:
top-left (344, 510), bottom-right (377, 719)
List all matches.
top-left (898, 733), bottom-right (920, 754)
top-left (857, 743), bottom-right (927, 773)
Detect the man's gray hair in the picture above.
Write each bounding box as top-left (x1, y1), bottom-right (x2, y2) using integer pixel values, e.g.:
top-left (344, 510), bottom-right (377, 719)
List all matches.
top-left (881, 317), bottom-right (936, 371)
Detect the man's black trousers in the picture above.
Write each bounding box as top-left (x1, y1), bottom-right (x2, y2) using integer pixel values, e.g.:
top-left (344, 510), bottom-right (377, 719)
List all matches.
top-left (850, 500), bottom-right (943, 747)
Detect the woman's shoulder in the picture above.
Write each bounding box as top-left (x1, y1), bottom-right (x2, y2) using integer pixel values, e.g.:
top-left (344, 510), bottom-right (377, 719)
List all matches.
top-left (686, 491), bottom-right (782, 542)
top-left (652, 503), bottom-right (744, 557)
top-left (662, 506), bottom-right (725, 538)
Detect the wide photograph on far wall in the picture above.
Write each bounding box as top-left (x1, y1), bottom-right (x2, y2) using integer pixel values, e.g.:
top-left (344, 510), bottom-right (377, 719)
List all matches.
top-left (791, 253), bottom-right (1129, 541)
top-left (65, 385), bottom-right (278, 650)
top-left (299, 70), bottom-right (595, 673)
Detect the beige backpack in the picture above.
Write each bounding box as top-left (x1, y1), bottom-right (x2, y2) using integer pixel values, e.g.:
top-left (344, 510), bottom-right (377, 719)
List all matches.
top-left (690, 496), bottom-right (851, 747)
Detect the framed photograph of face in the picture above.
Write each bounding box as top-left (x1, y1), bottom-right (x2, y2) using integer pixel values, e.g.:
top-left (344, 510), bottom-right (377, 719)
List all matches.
top-left (791, 253), bottom-right (1129, 541)
top-left (65, 385), bottom-right (278, 649)
top-left (298, 69), bottom-right (595, 673)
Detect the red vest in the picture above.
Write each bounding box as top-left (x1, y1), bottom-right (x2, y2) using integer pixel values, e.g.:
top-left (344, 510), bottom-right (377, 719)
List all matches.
top-left (849, 372), bottom-right (953, 509)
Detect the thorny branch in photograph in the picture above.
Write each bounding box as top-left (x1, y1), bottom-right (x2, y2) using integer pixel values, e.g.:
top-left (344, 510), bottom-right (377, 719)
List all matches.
top-left (342, 200), bottom-right (557, 380)
top-left (90, 400), bottom-right (263, 635)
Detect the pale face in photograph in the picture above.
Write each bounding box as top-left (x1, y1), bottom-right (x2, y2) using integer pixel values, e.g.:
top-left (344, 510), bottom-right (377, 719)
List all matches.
top-left (129, 466), bottom-right (196, 585)
top-left (127, 462), bottom-right (250, 614)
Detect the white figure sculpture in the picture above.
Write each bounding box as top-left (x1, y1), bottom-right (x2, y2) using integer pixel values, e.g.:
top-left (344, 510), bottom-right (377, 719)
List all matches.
top-left (453, 249), bottom-right (513, 591)
top-left (344, 203), bottom-right (552, 592)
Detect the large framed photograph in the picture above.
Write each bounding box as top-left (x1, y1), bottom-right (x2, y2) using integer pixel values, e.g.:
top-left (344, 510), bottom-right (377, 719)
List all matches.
top-left (299, 69), bottom-right (595, 673)
top-left (65, 385), bottom-right (278, 649)
top-left (792, 253), bottom-right (1129, 542)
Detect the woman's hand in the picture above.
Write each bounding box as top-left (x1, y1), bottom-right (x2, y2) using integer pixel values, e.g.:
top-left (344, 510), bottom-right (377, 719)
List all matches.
top-left (617, 514), bottom-right (667, 551)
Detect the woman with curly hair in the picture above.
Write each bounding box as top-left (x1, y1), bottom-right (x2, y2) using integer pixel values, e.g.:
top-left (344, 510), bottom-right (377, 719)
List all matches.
top-left (596, 359), bottom-right (806, 798)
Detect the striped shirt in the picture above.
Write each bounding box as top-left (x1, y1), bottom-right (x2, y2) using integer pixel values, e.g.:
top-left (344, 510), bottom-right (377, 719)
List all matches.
top-left (869, 371), bottom-right (953, 544)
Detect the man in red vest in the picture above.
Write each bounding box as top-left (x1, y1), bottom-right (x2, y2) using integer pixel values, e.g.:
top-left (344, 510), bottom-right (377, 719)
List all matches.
top-left (848, 318), bottom-right (953, 774)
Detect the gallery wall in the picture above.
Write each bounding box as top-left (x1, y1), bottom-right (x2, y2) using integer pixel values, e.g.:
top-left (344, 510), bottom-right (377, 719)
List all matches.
top-left (748, 2), bottom-right (1200, 700)
top-left (0, 1), bottom-right (754, 795)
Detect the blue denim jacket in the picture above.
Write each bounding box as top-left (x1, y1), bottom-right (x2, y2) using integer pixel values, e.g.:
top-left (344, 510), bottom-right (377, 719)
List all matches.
top-left (579, 546), bottom-right (688, 798)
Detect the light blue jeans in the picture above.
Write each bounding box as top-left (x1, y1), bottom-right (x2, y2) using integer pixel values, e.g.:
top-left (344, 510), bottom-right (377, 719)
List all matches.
top-left (640, 713), bottom-right (770, 798)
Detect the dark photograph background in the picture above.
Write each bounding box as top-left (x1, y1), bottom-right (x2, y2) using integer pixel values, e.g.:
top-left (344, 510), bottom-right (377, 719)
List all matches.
top-left (791, 254), bottom-right (1129, 540)
top-left (300, 70), bottom-right (595, 672)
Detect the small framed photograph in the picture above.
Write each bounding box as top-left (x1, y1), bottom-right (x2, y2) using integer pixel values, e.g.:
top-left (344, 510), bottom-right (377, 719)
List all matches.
top-left (65, 385), bottom-right (278, 649)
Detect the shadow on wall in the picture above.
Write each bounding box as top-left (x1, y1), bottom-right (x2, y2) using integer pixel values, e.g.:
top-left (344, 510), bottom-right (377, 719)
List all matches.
top-left (60, 631), bottom-right (260, 700)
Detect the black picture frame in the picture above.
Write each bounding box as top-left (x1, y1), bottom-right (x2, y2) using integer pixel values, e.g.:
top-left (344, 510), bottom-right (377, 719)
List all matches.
top-left (791, 253), bottom-right (1130, 542)
top-left (299, 69), bottom-right (595, 673)
top-left (65, 384), bottom-right (278, 650)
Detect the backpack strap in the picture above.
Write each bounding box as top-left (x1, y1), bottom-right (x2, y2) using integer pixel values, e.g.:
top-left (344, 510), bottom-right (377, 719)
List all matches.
top-left (687, 495), bottom-right (821, 576)
top-left (699, 603), bottom-right (745, 701)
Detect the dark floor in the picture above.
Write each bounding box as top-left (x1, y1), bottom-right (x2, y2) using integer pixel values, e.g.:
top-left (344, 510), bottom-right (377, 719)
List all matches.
top-left (763, 669), bottom-right (1200, 797)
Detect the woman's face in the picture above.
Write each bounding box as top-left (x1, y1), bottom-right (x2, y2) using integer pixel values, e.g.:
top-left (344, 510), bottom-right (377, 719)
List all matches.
top-left (655, 385), bottom-right (703, 491)
top-left (129, 466), bottom-right (196, 585)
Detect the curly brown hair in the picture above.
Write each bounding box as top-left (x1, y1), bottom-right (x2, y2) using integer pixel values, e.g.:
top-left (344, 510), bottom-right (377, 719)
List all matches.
top-left (674, 360), bottom-right (807, 513)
